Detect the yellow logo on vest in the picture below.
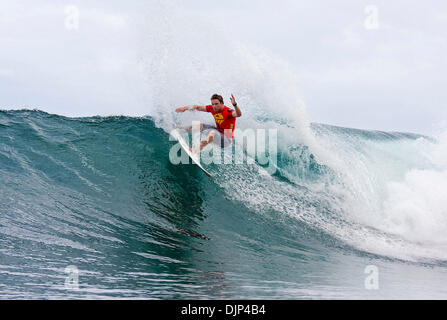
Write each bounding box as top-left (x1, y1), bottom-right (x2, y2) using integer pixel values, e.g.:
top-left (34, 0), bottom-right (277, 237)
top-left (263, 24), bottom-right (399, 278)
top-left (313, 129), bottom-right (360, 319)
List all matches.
top-left (214, 113), bottom-right (224, 125)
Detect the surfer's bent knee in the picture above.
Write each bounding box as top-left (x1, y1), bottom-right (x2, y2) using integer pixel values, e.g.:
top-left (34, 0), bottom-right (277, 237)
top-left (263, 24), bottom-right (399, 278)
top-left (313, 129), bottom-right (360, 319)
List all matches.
top-left (208, 131), bottom-right (215, 142)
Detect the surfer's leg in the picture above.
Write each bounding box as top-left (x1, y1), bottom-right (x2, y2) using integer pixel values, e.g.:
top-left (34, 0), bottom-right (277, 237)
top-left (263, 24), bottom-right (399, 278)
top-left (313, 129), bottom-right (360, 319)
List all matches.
top-left (191, 131), bottom-right (215, 153)
top-left (202, 131), bottom-right (215, 149)
top-left (209, 131), bottom-right (232, 148)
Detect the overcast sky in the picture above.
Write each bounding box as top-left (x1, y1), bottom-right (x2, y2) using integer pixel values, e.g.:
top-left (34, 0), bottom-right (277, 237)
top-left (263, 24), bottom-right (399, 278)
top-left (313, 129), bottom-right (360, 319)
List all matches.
top-left (1, 0), bottom-right (446, 135)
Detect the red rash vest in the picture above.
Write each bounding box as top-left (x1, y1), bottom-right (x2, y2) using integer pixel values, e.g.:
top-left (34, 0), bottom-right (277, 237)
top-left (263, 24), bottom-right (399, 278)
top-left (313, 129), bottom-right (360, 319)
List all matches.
top-left (206, 105), bottom-right (236, 139)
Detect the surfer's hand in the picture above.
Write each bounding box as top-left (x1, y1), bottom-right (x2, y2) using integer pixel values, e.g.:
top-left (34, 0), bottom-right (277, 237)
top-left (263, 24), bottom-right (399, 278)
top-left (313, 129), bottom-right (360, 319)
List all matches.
top-left (230, 94), bottom-right (237, 106)
top-left (175, 107), bottom-right (188, 113)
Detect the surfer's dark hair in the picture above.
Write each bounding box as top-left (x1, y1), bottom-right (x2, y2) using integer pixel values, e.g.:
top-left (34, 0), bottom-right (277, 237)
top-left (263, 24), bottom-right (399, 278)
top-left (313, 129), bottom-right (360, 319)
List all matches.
top-left (211, 94), bottom-right (224, 104)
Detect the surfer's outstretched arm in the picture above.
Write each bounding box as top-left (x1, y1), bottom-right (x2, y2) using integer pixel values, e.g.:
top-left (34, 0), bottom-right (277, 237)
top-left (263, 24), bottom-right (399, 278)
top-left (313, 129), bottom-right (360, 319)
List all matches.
top-left (175, 105), bottom-right (207, 113)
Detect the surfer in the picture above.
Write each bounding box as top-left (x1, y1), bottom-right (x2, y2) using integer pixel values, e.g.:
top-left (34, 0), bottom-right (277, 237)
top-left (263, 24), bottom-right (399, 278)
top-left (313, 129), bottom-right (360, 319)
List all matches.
top-left (175, 94), bottom-right (242, 153)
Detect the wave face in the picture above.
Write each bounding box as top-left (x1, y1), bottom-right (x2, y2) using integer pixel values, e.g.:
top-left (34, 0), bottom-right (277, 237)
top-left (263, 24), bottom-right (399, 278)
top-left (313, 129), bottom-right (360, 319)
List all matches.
top-left (1, 109), bottom-right (447, 299)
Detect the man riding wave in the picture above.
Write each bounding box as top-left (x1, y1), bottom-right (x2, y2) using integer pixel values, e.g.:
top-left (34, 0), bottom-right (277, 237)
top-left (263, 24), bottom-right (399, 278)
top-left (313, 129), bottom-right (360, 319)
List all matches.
top-left (175, 94), bottom-right (242, 153)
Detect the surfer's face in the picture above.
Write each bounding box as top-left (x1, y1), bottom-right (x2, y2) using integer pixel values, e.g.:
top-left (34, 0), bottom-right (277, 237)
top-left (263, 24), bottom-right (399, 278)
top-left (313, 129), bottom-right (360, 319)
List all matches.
top-left (211, 99), bottom-right (224, 112)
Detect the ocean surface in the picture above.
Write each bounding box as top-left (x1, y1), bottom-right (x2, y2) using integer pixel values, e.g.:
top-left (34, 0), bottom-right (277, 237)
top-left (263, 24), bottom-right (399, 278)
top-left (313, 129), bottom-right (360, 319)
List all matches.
top-left (1, 109), bottom-right (447, 299)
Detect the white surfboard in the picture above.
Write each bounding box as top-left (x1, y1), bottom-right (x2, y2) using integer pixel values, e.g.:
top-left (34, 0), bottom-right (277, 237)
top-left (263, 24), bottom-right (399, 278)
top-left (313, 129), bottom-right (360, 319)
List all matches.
top-left (171, 129), bottom-right (212, 178)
